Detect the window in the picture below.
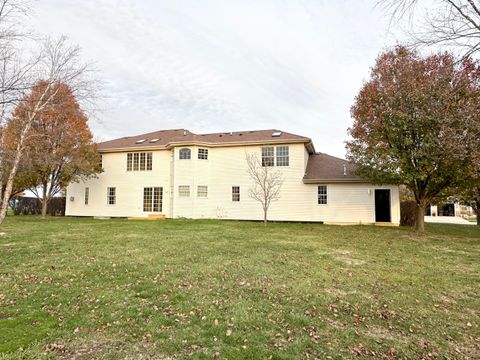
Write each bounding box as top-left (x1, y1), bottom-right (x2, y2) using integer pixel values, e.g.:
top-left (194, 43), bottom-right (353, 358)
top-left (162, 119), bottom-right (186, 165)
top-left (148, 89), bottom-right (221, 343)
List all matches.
top-left (146, 153), bottom-right (152, 170)
top-left (127, 152), bottom-right (152, 171)
top-left (261, 147), bottom-right (274, 167)
top-left (178, 185), bottom-right (190, 197)
top-left (84, 187), bottom-right (89, 205)
top-left (143, 187), bottom-right (163, 212)
top-left (127, 153), bottom-right (133, 171)
top-left (107, 187), bottom-right (116, 205)
top-left (133, 153), bottom-right (139, 171)
top-left (179, 148), bottom-right (191, 160)
top-left (276, 146), bottom-right (289, 166)
top-left (198, 148), bottom-right (208, 160)
top-left (232, 186), bottom-right (240, 202)
top-left (140, 152), bottom-right (146, 170)
top-left (318, 185), bottom-right (327, 205)
top-left (98, 154), bottom-right (103, 169)
top-left (197, 185), bottom-right (208, 197)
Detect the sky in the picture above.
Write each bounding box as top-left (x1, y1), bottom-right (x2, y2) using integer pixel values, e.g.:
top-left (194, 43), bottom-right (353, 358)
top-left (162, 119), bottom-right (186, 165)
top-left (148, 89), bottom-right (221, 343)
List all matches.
top-left (26, 0), bottom-right (410, 158)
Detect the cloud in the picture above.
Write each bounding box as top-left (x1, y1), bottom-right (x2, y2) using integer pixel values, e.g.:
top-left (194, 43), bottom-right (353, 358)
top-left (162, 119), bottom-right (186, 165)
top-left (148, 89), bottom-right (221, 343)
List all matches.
top-left (27, 0), bottom-right (404, 157)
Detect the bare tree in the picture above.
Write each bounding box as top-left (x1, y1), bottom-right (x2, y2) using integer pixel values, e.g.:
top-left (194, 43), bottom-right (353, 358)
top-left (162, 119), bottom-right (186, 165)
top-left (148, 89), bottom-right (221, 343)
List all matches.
top-left (246, 152), bottom-right (283, 225)
top-left (379, 0), bottom-right (480, 58)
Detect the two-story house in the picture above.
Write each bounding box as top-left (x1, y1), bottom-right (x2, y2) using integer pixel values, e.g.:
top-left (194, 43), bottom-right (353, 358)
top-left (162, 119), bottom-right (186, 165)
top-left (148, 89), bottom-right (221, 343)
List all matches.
top-left (65, 129), bottom-right (400, 224)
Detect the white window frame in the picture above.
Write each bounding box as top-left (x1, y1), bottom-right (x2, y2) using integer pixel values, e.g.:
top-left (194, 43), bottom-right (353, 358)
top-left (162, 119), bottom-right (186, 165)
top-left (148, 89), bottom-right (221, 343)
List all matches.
top-left (179, 148), bottom-right (191, 160)
top-left (232, 186), bottom-right (240, 202)
top-left (178, 185), bottom-right (190, 197)
top-left (261, 147), bottom-right (275, 167)
top-left (197, 185), bottom-right (208, 197)
top-left (198, 148), bottom-right (208, 160)
top-left (276, 146), bottom-right (289, 166)
top-left (143, 187), bottom-right (163, 212)
top-left (318, 185), bottom-right (327, 205)
top-left (107, 187), bottom-right (116, 205)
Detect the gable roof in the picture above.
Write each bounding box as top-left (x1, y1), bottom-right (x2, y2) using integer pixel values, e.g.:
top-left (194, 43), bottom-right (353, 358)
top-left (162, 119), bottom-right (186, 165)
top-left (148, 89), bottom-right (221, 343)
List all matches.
top-left (97, 129), bottom-right (314, 152)
top-left (303, 153), bottom-right (365, 183)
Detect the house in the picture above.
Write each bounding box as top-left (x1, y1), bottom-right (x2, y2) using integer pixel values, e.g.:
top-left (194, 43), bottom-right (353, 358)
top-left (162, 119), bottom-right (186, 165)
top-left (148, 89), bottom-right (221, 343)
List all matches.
top-left (425, 203), bottom-right (475, 218)
top-left (65, 129), bottom-right (400, 225)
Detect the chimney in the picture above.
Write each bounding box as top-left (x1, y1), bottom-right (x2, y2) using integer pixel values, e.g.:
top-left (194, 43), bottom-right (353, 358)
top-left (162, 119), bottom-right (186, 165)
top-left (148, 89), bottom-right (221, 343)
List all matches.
top-left (229, 131), bottom-right (233, 136)
top-left (343, 164), bottom-right (347, 176)
top-left (183, 130), bottom-right (187, 136)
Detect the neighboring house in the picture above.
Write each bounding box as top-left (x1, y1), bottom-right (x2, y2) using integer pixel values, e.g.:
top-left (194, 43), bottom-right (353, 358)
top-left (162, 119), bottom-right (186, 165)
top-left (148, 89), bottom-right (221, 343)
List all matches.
top-left (65, 129), bottom-right (400, 225)
top-left (426, 203), bottom-right (475, 218)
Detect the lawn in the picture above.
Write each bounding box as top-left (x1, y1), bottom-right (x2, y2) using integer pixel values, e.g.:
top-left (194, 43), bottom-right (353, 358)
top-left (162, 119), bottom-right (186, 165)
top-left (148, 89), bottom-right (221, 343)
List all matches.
top-left (0, 217), bottom-right (479, 359)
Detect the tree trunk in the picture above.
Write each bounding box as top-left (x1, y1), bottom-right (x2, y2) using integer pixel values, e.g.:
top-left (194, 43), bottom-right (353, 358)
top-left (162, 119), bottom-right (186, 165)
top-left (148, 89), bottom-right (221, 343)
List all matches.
top-left (41, 197), bottom-right (48, 218)
top-left (0, 150), bottom-right (22, 224)
top-left (263, 207), bottom-right (267, 225)
top-left (415, 204), bottom-right (426, 232)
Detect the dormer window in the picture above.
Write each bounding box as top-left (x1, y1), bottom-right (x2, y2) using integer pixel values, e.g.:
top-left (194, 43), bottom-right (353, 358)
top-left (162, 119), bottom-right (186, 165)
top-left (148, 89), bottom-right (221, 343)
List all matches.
top-left (136, 139), bottom-right (146, 144)
top-left (149, 138), bottom-right (159, 143)
top-left (179, 148), bottom-right (191, 160)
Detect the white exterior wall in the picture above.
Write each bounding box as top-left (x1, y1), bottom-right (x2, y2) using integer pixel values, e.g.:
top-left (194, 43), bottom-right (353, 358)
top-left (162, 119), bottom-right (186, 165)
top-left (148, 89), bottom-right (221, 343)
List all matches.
top-left (66, 142), bottom-right (400, 225)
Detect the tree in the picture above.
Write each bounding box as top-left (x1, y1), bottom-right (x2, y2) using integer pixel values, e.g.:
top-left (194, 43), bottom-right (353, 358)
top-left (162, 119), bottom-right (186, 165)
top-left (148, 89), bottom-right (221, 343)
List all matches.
top-left (245, 152), bottom-right (283, 225)
top-left (379, 0), bottom-right (480, 58)
top-left (347, 46), bottom-right (480, 231)
top-left (0, 4), bottom-right (93, 224)
top-left (7, 82), bottom-right (100, 218)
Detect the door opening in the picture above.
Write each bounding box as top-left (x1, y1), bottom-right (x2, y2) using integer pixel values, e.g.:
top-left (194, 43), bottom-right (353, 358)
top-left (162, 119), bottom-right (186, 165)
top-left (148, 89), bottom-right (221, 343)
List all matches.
top-left (375, 189), bottom-right (391, 222)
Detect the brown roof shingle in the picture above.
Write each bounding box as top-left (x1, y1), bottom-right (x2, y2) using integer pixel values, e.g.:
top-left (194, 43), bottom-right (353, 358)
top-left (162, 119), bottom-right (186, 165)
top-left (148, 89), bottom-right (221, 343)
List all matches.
top-left (98, 129), bottom-right (311, 151)
top-left (303, 153), bottom-right (365, 183)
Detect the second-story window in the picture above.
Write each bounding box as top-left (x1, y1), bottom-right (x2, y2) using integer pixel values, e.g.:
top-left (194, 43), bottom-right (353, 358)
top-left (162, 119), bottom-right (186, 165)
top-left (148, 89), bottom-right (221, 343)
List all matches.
top-left (179, 148), bottom-right (191, 160)
top-left (261, 147), bottom-right (274, 167)
top-left (98, 154), bottom-right (103, 169)
top-left (198, 148), bottom-right (208, 160)
top-left (276, 146), bottom-right (289, 166)
top-left (127, 152), bottom-right (153, 171)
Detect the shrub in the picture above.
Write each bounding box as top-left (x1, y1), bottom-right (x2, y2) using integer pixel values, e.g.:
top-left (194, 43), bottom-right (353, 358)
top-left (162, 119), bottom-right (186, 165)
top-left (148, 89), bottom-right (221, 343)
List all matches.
top-left (400, 200), bottom-right (417, 227)
top-left (9, 197), bottom-right (66, 216)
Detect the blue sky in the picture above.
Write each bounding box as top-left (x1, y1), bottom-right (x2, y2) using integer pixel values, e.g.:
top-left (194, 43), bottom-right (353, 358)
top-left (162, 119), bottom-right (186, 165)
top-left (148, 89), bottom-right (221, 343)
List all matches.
top-left (27, 0), bottom-right (410, 157)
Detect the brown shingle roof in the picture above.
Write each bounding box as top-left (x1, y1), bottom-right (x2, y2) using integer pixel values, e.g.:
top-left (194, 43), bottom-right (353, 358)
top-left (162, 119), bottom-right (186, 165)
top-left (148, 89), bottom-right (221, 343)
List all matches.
top-left (303, 153), bottom-right (365, 183)
top-left (98, 129), bottom-right (312, 151)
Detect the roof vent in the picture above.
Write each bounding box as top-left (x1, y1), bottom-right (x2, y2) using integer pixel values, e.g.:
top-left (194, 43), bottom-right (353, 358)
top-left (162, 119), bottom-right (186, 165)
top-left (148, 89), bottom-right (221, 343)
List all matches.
top-left (272, 131), bottom-right (282, 137)
top-left (136, 139), bottom-right (146, 144)
top-left (343, 164), bottom-right (347, 176)
top-left (149, 138), bottom-right (159, 143)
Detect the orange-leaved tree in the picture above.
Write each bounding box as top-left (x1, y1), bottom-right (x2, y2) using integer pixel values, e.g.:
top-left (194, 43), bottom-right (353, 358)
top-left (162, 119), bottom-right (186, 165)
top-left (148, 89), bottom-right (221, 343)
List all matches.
top-left (347, 46), bottom-right (480, 231)
top-left (7, 81), bottom-right (101, 218)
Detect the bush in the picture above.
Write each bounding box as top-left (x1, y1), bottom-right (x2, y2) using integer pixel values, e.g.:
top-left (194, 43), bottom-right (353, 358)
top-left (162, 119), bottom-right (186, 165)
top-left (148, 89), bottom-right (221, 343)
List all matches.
top-left (400, 200), bottom-right (417, 227)
top-left (9, 197), bottom-right (66, 216)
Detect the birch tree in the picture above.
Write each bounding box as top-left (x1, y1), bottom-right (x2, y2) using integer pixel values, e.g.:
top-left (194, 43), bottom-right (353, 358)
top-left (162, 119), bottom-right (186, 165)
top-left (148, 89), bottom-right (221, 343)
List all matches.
top-left (0, 0), bottom-right (93, 224)
top-left (246, 152), bottom-right (283, 225)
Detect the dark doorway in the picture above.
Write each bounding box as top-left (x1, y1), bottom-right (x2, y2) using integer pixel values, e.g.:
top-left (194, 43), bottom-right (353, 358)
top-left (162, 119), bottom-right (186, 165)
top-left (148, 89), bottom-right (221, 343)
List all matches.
top-left (375, 189), bottom-right (391, 222)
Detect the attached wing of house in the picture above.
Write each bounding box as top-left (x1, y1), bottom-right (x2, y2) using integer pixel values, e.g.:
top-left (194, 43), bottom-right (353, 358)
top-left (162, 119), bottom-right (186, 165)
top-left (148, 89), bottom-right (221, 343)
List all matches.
top-left (65, 129), bottom-right (400, 225)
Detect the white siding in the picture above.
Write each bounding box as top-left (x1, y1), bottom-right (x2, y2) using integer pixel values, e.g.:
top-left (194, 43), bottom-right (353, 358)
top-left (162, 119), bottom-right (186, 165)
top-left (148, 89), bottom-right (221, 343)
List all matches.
top-left (66, 142), bottom-right (400, 225)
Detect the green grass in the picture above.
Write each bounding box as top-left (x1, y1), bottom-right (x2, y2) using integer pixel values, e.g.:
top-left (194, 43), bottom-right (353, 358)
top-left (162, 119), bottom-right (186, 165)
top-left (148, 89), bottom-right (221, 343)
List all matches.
top-left (0, 217), bottom-right (479, 359)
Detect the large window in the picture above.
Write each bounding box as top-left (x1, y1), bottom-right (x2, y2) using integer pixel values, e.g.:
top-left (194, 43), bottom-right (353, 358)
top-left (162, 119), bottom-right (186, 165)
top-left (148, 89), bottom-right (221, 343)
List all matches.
top-left (232, 186), bottom-right (240, 202)
top-left (127, 152), bottom-right (152, 171)
top-left (107, 187), bottom-right (116, 205)
top-left (197, 185), bottom-right (208, 197)
top-left (262, 146), bottom-right (289, 167)
top-left (178, 185), bottom-right (190, 197)
top-left (318, 185), bottom-right (327, 205)
top-left (143, 187), bottom-right (163, 212)
top-left (179, 148), bottom-right (191, 160)
top-left (198, 148), bottom-right (208, 160)
top-left (276, 146), bottom-right (289, 166)
top-left (261, 147), bottom-right (274, 167)
top-left (84, 187), bottom-right (89, 205)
